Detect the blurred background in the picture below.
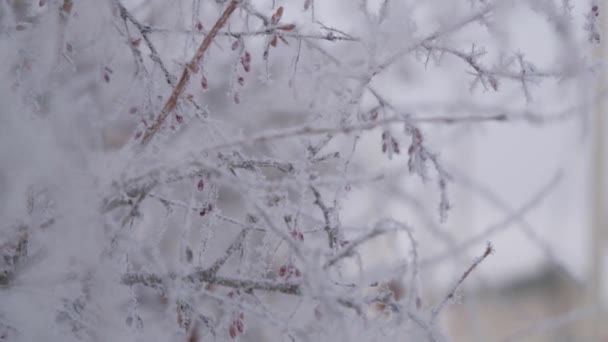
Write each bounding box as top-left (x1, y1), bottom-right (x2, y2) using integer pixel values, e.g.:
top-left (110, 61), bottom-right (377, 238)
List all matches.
top-left (325, 0), bottom-right (608, 341)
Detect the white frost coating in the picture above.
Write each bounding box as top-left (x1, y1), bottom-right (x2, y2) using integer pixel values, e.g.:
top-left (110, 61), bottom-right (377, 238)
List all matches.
top-left (0, 0), bottom-right (595, 341)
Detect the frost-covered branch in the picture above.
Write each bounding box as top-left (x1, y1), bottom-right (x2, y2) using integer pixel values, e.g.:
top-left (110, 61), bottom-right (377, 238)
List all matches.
top-left (0, 0), bottom-right (593, 340)
top-left (140, 0), bottom-right (240, 146)
top-left (122, 271), bottom-right (302, 295)
top-left (430, 242), bottom-right (494, 323)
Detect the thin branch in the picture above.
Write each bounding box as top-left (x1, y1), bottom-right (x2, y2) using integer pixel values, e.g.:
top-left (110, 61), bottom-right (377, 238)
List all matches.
top-left (141, 0), bottom-right (240, 146)
top-left (430, 242), bottom-right (494, 322)
top-left (324, 225), bottom-right (398, 269)
top-left (146, 26), bottom-right (358, 42)
top-left (218, 153), bottom-right (296, 174)
top-left (378, 2), bottom-right (500, 71)
top-left (206, 275), bottom-right (300, 295)
top-left (205, 229), bottom-right (249, 277)
top-left (193, 117), bottom-right (415, 153)
top-left (420, 171), bottom-right (562, 268)
top-left (447, 164), bottom-right (582, 287)
top-left (310, 186), bottom-right (336, 249)
top-left (424, 43), bottom-right (560, 81)
top-left (117, 1), bottom-right (175, 85)
top-left (195, 107), bottom-right (554, 154)
top-left (121, 272), bottom-right (301, 295)
top-left (407, 311), bottom-right (439, 342)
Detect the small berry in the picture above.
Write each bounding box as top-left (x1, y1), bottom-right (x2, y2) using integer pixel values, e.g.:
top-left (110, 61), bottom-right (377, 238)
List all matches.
top-left (241, 51), bottom-right (251, 72)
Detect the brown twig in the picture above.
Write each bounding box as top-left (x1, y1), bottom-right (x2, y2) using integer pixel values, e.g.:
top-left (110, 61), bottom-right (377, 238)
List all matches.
top-left (140, 0), bottom-right (240, 147)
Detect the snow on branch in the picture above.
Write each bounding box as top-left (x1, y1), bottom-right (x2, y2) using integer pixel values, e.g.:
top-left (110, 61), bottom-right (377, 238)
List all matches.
top-left (0, 0), bottom-right (594, 341)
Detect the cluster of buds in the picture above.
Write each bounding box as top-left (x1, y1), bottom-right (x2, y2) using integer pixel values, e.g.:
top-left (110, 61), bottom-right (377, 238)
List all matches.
top-left (199, 203), bottom-right (213, 217)
top-left (290, 229), bottom-right (304, 241)
top-left (278, 264), bottom-right (301, 279)
top-left (381, 130), bottom-right (400, 156)
top-left (228, 312), bottom-right (245, 339)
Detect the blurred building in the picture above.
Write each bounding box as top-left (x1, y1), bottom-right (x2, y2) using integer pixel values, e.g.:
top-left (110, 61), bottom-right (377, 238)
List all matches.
top-left (446, 266), bottom-right (607, 342)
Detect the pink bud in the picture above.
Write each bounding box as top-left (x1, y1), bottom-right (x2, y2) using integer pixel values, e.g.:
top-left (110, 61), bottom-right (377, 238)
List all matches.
top-left (235, 319), bottom-right (244, 333)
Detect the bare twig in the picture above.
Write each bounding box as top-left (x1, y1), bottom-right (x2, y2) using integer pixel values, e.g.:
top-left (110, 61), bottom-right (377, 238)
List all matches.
top-left (116, 1), bottom-right (175, 85)
top-left (430, 242), bottom-right (494, 322)
top-left (447, 165), bottom-right (581, 286)
top-left (310, 186), bottom-right (337, 249)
